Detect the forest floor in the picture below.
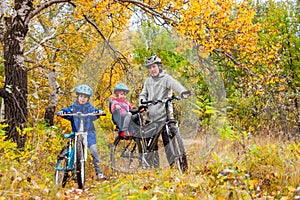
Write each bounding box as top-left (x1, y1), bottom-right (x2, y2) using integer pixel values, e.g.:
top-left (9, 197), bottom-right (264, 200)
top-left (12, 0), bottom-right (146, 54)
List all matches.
top-left (0, 131), bottom-right (300, 199)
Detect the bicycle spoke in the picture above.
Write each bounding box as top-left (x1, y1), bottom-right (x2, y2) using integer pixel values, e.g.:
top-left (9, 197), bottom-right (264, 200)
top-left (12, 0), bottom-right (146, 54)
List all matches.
top-left (110, 137), bottom-right (143, 172)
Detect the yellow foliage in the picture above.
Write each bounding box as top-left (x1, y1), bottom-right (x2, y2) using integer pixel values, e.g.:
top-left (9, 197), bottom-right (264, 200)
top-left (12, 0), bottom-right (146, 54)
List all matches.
top-left (175, 0), bottom-right (260, 73)
top-left (278, 85), bottom-right (286, 91)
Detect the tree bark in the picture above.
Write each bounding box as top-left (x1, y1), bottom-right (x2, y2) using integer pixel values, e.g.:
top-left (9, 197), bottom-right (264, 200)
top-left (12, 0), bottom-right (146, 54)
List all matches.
top-left (0, 0), bottom-right (70, 148)
top-left (1, 0), bottom-right (32, 148)
top-left (44, 70), bottom-right (60, 126)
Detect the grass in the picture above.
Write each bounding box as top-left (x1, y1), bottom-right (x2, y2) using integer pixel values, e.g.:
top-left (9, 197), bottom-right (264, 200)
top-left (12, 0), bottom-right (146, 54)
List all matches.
top-left (0, 128), bottom-right (299, 200)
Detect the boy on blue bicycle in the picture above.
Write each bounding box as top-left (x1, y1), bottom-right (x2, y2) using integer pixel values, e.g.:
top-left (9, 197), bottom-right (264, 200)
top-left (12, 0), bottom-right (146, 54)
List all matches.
top-left (57, 84), bottom-right (106, 181)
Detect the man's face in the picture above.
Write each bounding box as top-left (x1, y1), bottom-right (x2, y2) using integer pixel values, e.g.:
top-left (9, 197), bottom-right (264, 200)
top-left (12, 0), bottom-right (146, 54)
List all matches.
top-left (148, 64), bottom-right (160, 77)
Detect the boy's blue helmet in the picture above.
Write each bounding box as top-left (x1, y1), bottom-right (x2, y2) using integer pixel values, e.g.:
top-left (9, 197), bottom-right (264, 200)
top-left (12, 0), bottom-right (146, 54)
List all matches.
top-left (114, 83), bottom-right (130, 94)
top-left (75, 84), bottom-right (93, 96)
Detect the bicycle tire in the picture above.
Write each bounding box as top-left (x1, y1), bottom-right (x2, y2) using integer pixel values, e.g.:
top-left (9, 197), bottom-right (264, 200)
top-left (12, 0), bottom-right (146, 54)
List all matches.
top-left (55, 157), bottom-right (69, 187)
top-left (75, 137), bottom-right (85, 189)
top-left (175, 129), bottom-right (188, 173)
top-left (110, 136), bottom-right (143, 172)
top-left (168, 129), bottom-right (188, 174)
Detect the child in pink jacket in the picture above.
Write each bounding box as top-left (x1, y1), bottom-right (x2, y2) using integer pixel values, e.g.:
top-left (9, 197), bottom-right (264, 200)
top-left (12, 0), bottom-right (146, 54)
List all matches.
top-left (110, 83), bottom-right (134, 139)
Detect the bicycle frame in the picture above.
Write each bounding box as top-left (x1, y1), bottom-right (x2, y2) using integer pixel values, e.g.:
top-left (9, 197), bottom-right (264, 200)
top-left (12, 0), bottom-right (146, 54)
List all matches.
top-left (137, 97), bottom-right (180, 167)
top-left (62, 113), bottom-right (90, 171)
top-left (59, 132), bottom-right (75, 171)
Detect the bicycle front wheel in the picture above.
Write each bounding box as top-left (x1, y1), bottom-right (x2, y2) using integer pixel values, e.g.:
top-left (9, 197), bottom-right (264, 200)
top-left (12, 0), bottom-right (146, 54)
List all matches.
top-left (110, 136), bottom-right (143, 173)
top-left (55, 157), bottom-right (69, 188)
top-left (75, 138), bottom-right (85, 189)
top-left (168, 129), bottom-right (188, 174)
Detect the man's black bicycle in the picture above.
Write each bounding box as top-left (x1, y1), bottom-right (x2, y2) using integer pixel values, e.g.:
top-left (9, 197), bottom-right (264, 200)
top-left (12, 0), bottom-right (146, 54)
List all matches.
top-left (110, 95), bottom-right (188, 174)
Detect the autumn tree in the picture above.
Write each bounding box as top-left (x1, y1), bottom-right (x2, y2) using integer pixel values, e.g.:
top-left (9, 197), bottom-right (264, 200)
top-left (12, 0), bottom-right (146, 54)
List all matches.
top-left (0, 0), bottom-right (176, 148)
top-left (0, 0), bottom-right (74, 148)
top-left (2, 0), bottom-right (296, 149)
top-left (250, 0), bottom-right (300, 135)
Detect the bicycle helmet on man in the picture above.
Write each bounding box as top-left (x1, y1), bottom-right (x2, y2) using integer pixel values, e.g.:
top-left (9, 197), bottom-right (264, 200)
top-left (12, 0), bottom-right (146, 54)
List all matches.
top-left (145, 55), bottom-right (162, 67)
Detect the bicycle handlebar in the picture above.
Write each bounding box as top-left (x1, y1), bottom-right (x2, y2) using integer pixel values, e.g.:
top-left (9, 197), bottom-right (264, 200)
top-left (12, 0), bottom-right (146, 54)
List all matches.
top-left (140, 95), bottom-right (181, 105)
top-left (57, 112), bottom-right (106, 117)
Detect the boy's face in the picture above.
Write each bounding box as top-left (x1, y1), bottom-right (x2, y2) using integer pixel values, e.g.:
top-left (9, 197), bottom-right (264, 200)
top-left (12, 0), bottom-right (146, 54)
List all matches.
top-left (147, 64), bottom-right (160, 77)
top-left (78, 94), bottom-right (89, 104)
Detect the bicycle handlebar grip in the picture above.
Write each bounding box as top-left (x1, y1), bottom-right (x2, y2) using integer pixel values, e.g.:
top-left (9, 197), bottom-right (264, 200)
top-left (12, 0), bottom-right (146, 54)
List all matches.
top-left (57, 111), bottom-right (71, 116)
top-left (140, 99), bottom-right (146, 104)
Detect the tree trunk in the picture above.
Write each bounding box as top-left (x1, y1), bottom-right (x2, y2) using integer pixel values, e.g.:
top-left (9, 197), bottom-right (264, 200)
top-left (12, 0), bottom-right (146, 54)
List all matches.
top-left (1, 1), bottom-right (32, 148)
top-left (44, 70), bottom-right (60, 126)
top-left (0, 0), bottom-right (71, 148)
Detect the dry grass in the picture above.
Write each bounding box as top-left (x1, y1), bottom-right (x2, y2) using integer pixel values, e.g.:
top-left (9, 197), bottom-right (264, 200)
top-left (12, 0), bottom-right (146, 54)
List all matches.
top-left (0, 129), bottom-right (299, 199)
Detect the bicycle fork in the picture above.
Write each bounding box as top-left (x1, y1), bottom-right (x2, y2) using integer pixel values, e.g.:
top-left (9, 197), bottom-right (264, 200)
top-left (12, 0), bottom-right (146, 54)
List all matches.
top-left (165, 120), bottom-right (184, 174)
top-left (75, 119), bottom-right (88, 164)
top-left (74, 133), bottom-right (88, 163)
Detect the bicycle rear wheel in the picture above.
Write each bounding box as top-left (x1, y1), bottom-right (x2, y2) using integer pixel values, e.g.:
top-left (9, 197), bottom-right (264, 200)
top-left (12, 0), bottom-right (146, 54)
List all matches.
top-left (55, 157), bottom-right (69, 187)
top-left (110, 136), bottom-right (143, 173)
top-left (75, 138), bottom-right (85, 189)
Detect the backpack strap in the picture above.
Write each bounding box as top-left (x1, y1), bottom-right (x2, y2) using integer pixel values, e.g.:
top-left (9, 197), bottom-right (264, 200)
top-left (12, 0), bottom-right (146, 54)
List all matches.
top-left (107, 98), bottom-right (113, 113)
top-left (107, 98), bottom-right (119, 129)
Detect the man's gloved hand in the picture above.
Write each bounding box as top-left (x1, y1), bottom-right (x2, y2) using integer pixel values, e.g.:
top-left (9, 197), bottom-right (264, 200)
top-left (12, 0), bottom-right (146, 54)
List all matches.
top-left (181, 90), bottom-right (191, 99)
top-left (138, 105), bottom-right (148, 113)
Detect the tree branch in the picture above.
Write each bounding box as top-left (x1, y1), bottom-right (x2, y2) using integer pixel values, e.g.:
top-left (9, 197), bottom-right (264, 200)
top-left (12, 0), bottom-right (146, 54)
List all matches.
top-left (25, 0), bottom-right (71, 25)
top-left (118, 0), bottom-right (174, 24)
top-left (82, 14), bottom-right (131, 68)
top-left (213, 49), bottom-right (241, 67)
top-left (24, 32), bottom-right (57, 56)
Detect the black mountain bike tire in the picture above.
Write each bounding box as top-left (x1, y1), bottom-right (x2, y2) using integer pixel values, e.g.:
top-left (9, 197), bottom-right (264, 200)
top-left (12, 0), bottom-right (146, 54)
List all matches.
top-left (75, 137), bottom-right (85, 189)
top-left (169, 129), bottom-right (188, 174)
top-left (110, 136), bottom-right (143, 172)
